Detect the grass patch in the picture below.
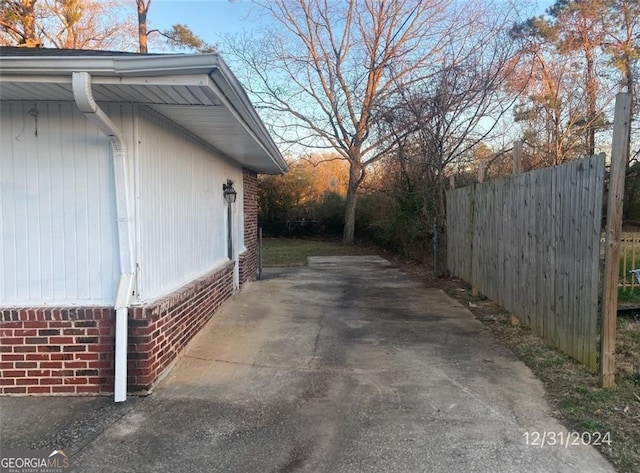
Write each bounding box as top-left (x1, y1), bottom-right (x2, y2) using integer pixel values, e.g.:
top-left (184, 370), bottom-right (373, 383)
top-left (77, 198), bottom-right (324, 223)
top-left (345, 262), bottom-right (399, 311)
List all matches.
top-left (443, 285), bottom-right (640, 472)
top-left (261, 238), bottom-right (377, 267)
top-left (618, 287), bottom-right (640, 304)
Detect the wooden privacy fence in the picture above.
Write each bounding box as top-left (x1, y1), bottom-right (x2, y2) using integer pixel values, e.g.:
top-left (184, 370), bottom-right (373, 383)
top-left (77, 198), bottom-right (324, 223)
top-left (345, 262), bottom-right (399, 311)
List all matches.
top-left (447, 154), bottom-right (605, 370)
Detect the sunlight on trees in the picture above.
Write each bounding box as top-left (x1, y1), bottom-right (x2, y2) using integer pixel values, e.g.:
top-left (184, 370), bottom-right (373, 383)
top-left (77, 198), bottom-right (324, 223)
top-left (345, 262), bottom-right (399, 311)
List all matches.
top-left (0, 0), bottom-right (135, 49)
top-left (227, 0), bottom-right (525, 243)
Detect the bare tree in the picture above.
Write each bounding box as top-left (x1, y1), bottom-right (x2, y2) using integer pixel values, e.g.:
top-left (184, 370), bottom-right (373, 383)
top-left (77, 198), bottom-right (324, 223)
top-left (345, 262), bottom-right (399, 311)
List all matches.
top-left (368, 21), bottom-right (523, 260)
top-left (39, 0), bottom-right (136, 50)
top-left (228, 0), bottom-right (521, 243)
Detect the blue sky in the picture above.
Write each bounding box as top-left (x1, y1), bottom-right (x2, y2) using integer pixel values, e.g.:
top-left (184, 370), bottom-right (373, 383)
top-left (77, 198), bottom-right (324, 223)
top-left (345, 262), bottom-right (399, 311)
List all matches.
top-left (149, 0), bottom-right (264, 51)
top-left (148, 0), bottom-right (557, 54)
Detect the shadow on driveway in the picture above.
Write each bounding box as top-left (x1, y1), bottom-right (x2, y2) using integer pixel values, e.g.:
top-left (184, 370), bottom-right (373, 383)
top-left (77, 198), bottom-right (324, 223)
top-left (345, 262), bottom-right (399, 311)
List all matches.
top-left (1, 256), bottom-right (615, 472)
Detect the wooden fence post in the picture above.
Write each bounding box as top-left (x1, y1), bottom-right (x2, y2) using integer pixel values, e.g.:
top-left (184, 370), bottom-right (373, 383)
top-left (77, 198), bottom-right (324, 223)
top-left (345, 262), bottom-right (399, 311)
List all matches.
top-left (471, 162), bottom-right (486, 297)
top-left (478, 161), bottom-right (486, 183)
top-left (513, 140), bottom-right (522, 174)
top-left (510, 141), bottom-right (523, 326)
top-left (600, 92), bottom-right (632, 388)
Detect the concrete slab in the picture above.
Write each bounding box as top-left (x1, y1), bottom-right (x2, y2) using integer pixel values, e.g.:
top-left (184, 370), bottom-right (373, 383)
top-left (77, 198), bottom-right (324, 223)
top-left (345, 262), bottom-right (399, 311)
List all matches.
top-left (1, 256), bottom-right (615, 472)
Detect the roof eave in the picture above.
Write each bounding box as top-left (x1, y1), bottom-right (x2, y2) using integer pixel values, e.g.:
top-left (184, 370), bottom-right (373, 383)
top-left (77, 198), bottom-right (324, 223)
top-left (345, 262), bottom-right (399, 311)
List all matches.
top-left (0, 52), bottom-right (287, 174)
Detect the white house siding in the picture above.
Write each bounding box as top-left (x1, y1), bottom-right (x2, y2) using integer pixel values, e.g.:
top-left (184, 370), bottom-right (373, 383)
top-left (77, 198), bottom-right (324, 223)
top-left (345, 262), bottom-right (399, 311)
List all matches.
top-left (135, 106), bottom-right (244, 303)
top-left (0, 101), bottom-right (122, 306)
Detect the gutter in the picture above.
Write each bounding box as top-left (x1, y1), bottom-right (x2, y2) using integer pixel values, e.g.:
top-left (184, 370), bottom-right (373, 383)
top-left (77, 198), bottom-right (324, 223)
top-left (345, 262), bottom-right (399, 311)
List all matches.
top-left (1, 51), bottom-right (287, 174)
top-left (72, 71), bottom-right (136, 403)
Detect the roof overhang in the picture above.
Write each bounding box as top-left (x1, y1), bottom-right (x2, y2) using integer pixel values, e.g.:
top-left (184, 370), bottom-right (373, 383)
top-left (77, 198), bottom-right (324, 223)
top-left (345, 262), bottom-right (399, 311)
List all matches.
top-left (0, 50), bottom-right (287, 174)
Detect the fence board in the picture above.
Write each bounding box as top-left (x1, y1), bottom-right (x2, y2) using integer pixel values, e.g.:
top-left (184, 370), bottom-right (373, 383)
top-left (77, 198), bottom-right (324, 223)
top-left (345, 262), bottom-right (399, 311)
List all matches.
top-left (447, 154), bottom-right (605, 369)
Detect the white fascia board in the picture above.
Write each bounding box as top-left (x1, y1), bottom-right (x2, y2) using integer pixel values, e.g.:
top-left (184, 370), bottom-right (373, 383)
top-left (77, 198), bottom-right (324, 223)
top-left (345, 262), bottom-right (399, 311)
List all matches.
top-left (2, 73), bottom-right (213, 91)
top-left (92, 74), bottom-right (211, 87)
top-left (208, 65), bottom-right (287, 173)
top-left (0, 75), bottom-right (71, 84)
top-left (113, 54), bottom-right (218, 76)
top-left (0, 57), bottom-right (116, 75)
top-left (0, 54), bottom-right (218, 77)
top-left (205, 74), bottom-right (286, 173)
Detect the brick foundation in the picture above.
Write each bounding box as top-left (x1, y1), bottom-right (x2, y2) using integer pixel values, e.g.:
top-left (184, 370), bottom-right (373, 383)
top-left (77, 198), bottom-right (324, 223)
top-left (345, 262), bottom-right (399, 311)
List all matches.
top-left (0, 308), bottom-right (114, 395)
top-left (239, 168), bottom-right (259, 287)
top-left (1, 262), bottom-right (234, 396)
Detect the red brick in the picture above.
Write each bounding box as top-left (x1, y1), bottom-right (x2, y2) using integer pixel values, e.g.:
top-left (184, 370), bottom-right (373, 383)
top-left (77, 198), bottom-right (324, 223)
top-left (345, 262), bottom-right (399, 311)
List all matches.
top-left (65, 361), bottom-right (87, 369)
top-left (38, 329), bottom-right (60, 336)
top-left (27, 369), bottom-right (50, 377)
top-left (1, 354), bottom-right (24, 361)
top-left (22, 322), bottom-right (48, 328)
top-left (33, 345), bottom-right (61, 353)
top-left (76, 353), bottom-right (100, 361)
top-left (48, 321), bottom-right (73, 328)
top-left (41, 361), bottom-right (63, 369)
top-left (3, 386), bottom-right (27, 394)
top-left (51, 386), bottom-right (75, 393)
top-left (40, 377), bottom-right (63, 385)
top-left (63, 345), bottom-right (86, 352)
top-left (0, 322), bottom-right (22, 328)
top-left (14, 346), bottom-right (37, 353)
top-left (26, 353), bottom-right (50, 361)
top-left (51, 370), bottom-right (73, 377)
top-left (64, 377), bottom-right (88, 385)
top-left (0, 378), bottom-right (15, 385)
top-left (63, 328), bottom-right (85, 336)
top-left (27, 386), bottom-right (52, 394)
top-left (50, 336), bottom-right (74, 344)
top-left (51, 353), bottom-right (74, 361)
top-left (2, 337), bottom-right (24, 345)
top-left (3, 370), bottom-right (26, 377)
top-left (16, 378), bottom-right (39, 386)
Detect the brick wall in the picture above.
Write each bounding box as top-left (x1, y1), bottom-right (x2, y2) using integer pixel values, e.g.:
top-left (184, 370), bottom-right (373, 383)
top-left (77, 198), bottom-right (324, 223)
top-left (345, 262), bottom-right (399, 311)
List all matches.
top-left (239, 168), bottom-right (259, 287)
top-left (0, 262), bottom-right (234, 396)
top-left (0, 308), bottom-right (114, 395)
top-left (128, 261), bottom-right (234, 392)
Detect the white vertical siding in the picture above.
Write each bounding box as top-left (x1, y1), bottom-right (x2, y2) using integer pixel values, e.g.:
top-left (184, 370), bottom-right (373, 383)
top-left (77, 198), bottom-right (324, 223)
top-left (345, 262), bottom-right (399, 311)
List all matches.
top-left (0, 102), bottom-right (122, 305)
top-left (135, 106), bottom-right (243, 302)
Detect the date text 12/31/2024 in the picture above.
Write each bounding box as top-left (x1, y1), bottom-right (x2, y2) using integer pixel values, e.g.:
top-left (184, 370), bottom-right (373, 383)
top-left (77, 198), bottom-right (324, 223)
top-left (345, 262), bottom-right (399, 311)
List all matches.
top-left (523, 431), bottom-right (611, 448)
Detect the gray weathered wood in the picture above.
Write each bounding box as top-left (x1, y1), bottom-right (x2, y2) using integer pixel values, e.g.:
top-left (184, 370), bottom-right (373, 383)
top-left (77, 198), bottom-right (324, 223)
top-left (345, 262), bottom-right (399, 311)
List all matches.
top-left (447, 152), bottom-right (605, 370)
top-left (600, 92), bottom-right (632, 387)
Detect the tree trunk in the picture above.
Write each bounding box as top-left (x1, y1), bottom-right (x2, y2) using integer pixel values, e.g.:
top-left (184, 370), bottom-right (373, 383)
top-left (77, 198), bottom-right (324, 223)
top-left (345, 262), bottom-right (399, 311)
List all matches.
top-left (22, 0), bottom-right (39, 46)
top-left (342, 161), bottom-right (363, 244)
top-left (137, 0), bottom-right (149, 53)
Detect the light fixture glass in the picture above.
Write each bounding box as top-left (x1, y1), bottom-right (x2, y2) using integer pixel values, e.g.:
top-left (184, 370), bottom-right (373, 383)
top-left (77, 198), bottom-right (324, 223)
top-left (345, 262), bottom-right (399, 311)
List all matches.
top-left (223, 179), bottom-right (237, 204)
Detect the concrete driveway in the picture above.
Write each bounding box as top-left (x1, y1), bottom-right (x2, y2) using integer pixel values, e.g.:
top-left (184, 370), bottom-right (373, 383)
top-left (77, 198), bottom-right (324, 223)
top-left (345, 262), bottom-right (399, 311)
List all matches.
top-left (1, 256), bottom-right (614, 472)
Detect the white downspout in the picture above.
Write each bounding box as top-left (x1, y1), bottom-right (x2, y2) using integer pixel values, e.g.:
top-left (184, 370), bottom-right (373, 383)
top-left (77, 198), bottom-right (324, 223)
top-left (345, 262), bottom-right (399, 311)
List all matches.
top-left (72, 71), bottom-right (136, 403)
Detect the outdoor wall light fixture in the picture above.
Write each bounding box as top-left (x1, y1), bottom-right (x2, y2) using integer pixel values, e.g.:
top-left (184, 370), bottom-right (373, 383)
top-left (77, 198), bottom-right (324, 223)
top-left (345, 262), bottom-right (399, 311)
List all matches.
top-left (223, 179), bottom-right (237, 204)
top-left (223, 179), bottom-right (237, 260)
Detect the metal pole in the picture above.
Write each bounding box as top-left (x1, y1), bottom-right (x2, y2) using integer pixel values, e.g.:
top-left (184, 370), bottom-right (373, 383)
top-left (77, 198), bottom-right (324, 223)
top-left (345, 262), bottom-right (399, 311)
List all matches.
top-left (258, 227), bottom-right (263, 280)
top-left (433, 223), bottom-right (439, 277)
top-left (227, 203), bottom-right (232, 259)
